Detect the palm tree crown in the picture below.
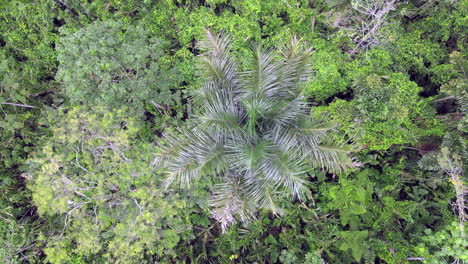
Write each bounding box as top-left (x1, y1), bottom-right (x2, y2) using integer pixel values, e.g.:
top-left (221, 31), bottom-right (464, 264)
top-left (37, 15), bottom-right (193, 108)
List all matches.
top-left (155, 31), bottom-right (352, 231)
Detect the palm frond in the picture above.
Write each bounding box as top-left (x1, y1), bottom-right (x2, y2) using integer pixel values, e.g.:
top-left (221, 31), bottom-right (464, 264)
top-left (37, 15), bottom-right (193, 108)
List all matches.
top-left (280, 36), bottom-right (313, 96)
top-left (157, 130), bottom-right (224, 188)
top-left (272, 114), bottom-right (340, 159)
top-left (195, 93), bottom-right (244, 135)
top-left (238, 174), bottom-right (280, 213)
top-left (199, 30), bottom-right (233, 57)
top-left (189, 132), bottom-right (228, 176)
top-left (257, 152), bottom-right (309, 199)
top-left (268, 96), bottom-right (309, 129)
top-left (242, 45), bottom-right (283, 96)
top-left (225, 137), bottom-right (273, 174)
top-left (242, 96), bottom-right (280, 134)
top-left (312, 142), bottom-right (352, 173)
top-left (197, 31), bottom-right (240, 89)
top-left (162, 140), bottom-right (201, 188)
top-left (256, 183), bottom-right (283, 215)
top-left (210, 174), bottom-right (256, 233)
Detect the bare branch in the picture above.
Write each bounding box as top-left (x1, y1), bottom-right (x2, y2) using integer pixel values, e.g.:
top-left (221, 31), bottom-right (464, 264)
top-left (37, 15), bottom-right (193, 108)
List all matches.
top-left (407, 257), bottom-right (424, 261)
top-left (1, 102), bottom-right (36, 108)
top-left (431, 95), bottom-right (457, 103)
top-left (333, 0), bottom-right (398, 51)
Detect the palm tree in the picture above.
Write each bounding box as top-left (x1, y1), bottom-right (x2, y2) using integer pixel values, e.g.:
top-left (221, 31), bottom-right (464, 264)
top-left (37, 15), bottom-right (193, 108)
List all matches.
top-left (155, 31), bottom-right (352, 231)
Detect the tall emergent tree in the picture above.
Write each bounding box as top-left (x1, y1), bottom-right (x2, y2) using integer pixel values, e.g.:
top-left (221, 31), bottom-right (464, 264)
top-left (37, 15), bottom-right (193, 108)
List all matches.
top-left (155, 31), bottom-right (352, 231)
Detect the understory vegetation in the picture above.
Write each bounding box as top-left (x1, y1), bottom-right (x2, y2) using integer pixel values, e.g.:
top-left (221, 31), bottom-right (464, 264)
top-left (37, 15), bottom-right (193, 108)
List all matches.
top-left (0, 0), bottom-right (466, 263)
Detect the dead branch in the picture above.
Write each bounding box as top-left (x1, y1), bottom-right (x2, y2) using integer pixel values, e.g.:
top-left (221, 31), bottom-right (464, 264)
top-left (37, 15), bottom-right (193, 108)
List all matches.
top-left (1, 102), bottom-right (36, 108)
top-left (334, 0), bottom-right (399, 51)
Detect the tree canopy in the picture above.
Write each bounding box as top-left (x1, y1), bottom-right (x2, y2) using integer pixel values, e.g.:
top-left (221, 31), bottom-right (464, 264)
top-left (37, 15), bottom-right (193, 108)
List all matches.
top-left (1, 0), bottom-right (466, 263)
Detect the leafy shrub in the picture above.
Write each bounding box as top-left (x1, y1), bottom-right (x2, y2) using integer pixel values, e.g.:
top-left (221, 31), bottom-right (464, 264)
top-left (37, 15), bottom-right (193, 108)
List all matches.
top-left (316, 49), bottom-right (445, 151)
top-left (305, 39), bottom-right (351, 102)
top-left (414, 222), bottom-right (468, 264)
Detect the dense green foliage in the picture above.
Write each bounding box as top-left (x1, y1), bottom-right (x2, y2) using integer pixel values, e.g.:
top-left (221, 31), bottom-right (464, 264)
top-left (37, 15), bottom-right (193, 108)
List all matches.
top-left (56, 20), bottom-right (182, 116)
top-left (27, 107), bottom-right (190, 263)
top-left (1, 0), bottom-right (466, 263)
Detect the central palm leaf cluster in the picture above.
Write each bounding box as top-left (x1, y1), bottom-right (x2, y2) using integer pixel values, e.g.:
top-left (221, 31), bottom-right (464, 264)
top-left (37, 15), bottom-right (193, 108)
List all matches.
top-left (156, 31), bottom-right (352, 231)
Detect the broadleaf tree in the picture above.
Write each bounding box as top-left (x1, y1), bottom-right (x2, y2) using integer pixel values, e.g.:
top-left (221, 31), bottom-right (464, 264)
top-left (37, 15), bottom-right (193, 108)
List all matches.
top-left (155, 31), bottom-right (353, 231)
top-left (26, 107), bottom-right (190, 263)
top-left (55, 20), bottom-right (182, 117)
